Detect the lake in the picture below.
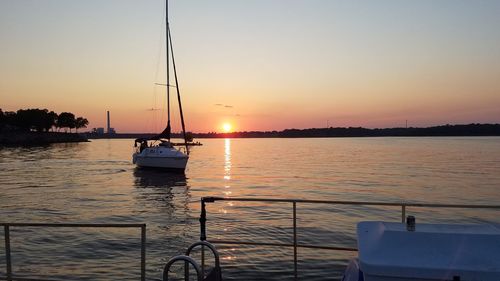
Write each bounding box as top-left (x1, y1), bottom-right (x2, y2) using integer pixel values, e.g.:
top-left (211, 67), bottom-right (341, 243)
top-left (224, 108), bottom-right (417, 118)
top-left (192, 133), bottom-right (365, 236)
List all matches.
top-left (1, 137), bottom-right (500, 280)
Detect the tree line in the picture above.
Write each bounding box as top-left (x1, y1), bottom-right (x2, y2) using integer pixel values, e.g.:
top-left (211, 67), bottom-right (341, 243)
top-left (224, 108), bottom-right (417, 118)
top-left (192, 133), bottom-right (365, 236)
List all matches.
top-left (0, 108), bottom-right (89, 133)
top-left (192, 123), bottom-right (500, 138)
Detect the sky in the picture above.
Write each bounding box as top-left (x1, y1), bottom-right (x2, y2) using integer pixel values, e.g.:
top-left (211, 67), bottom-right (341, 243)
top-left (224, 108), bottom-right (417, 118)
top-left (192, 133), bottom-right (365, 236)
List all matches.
top-left (1, 0), bottom-right (500, 133)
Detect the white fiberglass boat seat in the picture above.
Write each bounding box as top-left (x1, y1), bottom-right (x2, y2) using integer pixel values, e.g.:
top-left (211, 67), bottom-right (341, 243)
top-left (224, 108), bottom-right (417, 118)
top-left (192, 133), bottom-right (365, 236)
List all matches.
top-left (349, 220), bottom-right (500, 281)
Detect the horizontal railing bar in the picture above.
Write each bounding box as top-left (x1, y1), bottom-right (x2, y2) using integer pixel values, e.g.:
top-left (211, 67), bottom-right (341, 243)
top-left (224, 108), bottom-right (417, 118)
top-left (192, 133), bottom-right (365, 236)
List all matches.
top-left (202, 197), bottom-right (500, 209)
top-left (0, 275), bottom-right (62, 281)
top-left (0, 223), bottom-right (145, 228)
top-left (208, 240), bottom-right (358, 252)
top-left (296, 244), bottom-right (357, 252)
top-left (1, 223), bottom-right (147, 281)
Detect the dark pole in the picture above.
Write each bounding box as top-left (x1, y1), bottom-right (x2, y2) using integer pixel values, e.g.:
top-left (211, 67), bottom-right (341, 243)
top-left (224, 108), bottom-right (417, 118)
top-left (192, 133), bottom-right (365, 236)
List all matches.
top-left (200, 199), bottom-right (207, 241)
top-left (168, 27), bottom-right (189, 154)
top-left (293, 202), bottom-right (298, 280)
top-left (166, 0), bottom-right (171, 140)
top-left (141, 224), bottom-right (146, 281)
top-left (4, 225), bottom-right (12, 281)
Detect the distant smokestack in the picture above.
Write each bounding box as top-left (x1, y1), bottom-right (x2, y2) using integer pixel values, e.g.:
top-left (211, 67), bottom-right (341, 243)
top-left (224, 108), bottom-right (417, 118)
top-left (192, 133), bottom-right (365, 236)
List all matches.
top-left (107, 111), bottom-right (110, 134)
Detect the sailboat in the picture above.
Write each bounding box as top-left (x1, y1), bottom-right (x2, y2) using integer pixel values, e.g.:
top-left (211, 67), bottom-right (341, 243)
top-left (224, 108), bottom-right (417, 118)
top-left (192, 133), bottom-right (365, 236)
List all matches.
top-left (133, 0), bottom-right (189, 171)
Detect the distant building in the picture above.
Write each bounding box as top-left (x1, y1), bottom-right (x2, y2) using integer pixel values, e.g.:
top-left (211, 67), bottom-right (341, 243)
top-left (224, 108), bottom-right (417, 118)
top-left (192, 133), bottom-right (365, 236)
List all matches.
top-left (93, 128), bottom-right (105, 134)
top-left (105, 111), bottom-right (117, 134)
top-left (107, 111), bottom-right (111, 134)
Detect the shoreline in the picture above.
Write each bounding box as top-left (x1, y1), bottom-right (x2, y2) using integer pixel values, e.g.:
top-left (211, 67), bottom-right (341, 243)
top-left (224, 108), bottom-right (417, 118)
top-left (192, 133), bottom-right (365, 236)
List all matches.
top-left (85, 123), bottom-right (500, 139)
top-left (0, 132), bottom-right (89, 146)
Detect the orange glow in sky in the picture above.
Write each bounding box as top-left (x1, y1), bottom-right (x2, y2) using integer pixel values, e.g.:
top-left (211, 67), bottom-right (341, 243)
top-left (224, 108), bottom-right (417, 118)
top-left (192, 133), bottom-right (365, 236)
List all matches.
top-left (1, 1), bottom-right (500, 133)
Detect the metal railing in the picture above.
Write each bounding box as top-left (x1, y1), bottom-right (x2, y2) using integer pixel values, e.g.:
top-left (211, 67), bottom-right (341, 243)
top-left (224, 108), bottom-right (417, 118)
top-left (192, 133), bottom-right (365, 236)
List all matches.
top-left (1, 223), bottom-right (146, 281)
top-left (199, 196), bottom-right (500, 280)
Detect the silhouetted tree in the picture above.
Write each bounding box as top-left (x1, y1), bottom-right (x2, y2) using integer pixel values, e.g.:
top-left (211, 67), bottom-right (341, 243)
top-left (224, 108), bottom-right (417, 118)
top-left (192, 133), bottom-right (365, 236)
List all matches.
top-left (3, 111), bottom-right (16, 126)
top-left (44, 111), bottom-right (58, 132)
top-left (14, 109), bottom-right (54, 132)
top-left (0, 109), bottom-right (4, 131)
top-left (185, 132), bottom-right (194, 142)
top-left (0, 109), bottom-right (88, 133)
top-left (13, 109), bottom-right (30, 131)
top-left (57, 112), bottom-right (76, 132)
top-left (75, 117), bottom-right (89, 132)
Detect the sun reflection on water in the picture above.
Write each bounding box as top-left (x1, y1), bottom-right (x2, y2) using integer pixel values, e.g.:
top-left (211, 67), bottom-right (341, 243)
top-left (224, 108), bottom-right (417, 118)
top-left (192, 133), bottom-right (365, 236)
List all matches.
top-left (223, 138), bottom-right (231, 197)
top-left (219, 139), bottom-right (232, 213)
top-left (220, 138), bottom-right (237, 261)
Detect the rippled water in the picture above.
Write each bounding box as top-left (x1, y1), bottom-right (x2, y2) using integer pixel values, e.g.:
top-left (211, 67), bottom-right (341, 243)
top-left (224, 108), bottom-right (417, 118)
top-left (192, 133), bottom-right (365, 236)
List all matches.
top-left (1, 137), bottom-right (500, 280)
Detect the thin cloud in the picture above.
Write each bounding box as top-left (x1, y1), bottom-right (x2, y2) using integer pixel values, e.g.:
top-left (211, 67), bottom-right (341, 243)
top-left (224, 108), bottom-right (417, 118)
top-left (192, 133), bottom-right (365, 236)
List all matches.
top-left (214, 103), bottom-right (234, 108)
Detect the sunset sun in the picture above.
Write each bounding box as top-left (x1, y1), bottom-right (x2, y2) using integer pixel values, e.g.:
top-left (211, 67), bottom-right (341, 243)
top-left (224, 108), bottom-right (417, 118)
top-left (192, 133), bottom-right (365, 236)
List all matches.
top-left (222, 123), bottom-right (232, 133)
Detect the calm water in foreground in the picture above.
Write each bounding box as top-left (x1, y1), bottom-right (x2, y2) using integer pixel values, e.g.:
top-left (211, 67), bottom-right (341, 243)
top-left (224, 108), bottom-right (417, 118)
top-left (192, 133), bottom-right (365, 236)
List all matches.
top-left (1, 137), bottom-right (500, 280)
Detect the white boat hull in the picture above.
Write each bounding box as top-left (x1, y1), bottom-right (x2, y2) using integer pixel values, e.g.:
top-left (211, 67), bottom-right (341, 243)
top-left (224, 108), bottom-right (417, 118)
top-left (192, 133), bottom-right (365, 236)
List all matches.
top-left (350, 221), bottom-right (500, 281)
top-left (133, 146), bottom-right (188, 170)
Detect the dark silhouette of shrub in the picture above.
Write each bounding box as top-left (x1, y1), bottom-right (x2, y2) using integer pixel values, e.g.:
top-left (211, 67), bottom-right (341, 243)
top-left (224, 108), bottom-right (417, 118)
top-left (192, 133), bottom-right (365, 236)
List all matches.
top-left (56, 112), bottom-right (76, 132)
top-left (75, 117), bottom-right (89, 132)
top-left (0, 108), bottom-right (88, 133)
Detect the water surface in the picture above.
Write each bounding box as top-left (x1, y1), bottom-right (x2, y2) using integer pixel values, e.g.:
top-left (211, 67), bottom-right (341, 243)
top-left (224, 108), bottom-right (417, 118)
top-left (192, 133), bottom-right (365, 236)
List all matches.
top-left (1, 137), bottom-right (500, 280)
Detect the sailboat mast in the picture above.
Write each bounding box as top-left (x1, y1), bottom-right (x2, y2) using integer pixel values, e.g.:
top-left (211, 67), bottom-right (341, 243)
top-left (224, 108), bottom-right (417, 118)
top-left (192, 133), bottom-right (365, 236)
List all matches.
top-left (166, 0), bottom-right (171, 140)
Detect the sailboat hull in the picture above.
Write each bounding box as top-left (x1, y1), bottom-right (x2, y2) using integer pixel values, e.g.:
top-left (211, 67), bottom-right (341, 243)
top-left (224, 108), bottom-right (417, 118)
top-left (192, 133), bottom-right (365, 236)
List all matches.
top-left (133, 146), bottom-right (188, 171)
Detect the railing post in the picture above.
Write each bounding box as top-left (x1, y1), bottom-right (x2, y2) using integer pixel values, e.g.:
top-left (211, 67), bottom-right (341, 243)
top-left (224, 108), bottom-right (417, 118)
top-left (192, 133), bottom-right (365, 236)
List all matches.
top-left (4, 225), bottom-right (12, 281)
top-left (401, 205), bottom-right (406, 223)
top-left (199, 198), bottom-right (208, 279)
top-left (292, 202), bottom-right (298, 281)
top-left (200, 199), bottom-right (207, 241)
top-left (201, 245), bottom-right (205, 278)
top-left (141, 224), bottom-right (146, 281)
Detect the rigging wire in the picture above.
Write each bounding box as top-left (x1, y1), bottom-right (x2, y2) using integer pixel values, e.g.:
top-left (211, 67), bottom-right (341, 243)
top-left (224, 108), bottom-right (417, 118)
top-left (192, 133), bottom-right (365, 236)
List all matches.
top-left (150, 0), bottom-right (167, 133)
top-left (168, 26), bottom-right (189, 153)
